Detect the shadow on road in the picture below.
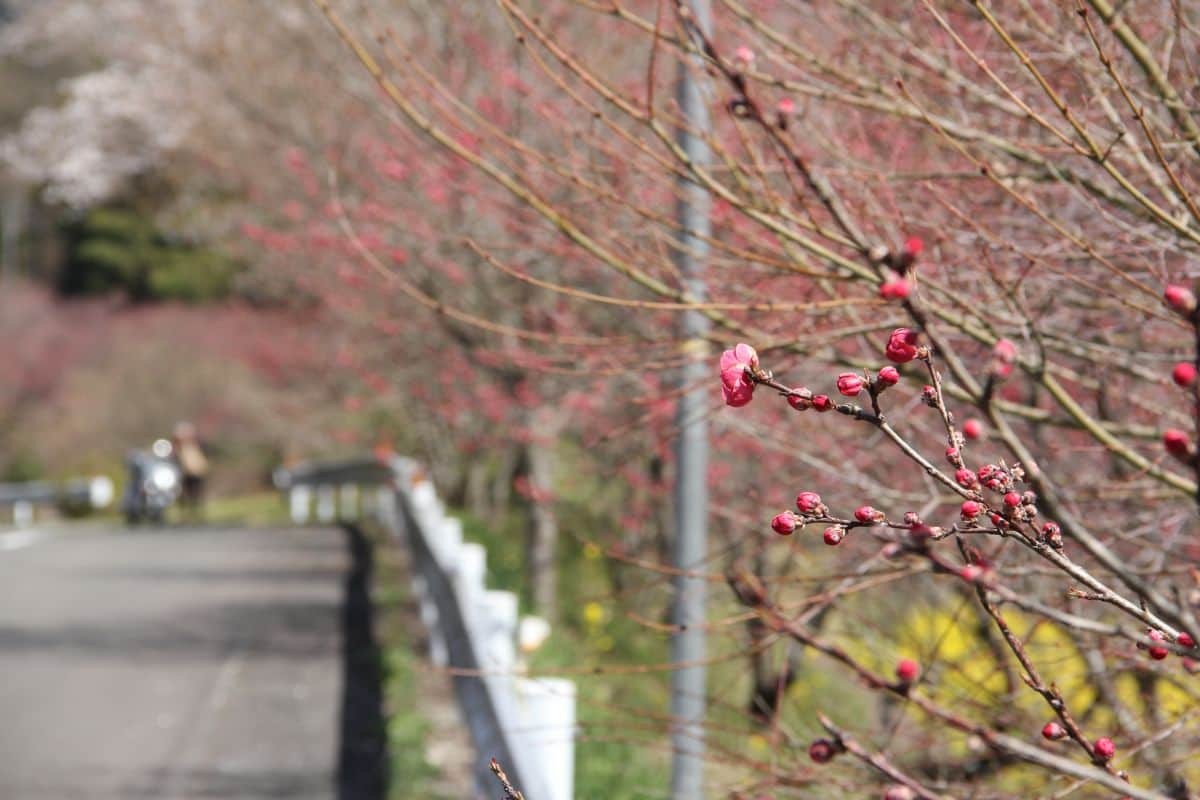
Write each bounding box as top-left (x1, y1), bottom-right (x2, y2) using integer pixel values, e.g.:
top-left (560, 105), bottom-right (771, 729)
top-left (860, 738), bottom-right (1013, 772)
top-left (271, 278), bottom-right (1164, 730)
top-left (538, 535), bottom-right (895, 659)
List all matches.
top-left (337, 524), bottom-right (387, 800)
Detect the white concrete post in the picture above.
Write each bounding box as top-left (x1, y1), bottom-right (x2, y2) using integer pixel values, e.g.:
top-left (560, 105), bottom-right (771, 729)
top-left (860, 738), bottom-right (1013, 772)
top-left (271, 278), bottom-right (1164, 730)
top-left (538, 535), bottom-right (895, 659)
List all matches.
top-left (454, 543), bottom-right (487, 633)
top-left (12, 500), bottom-right (33, 528)
top-left (480, 590), bottom-right (518, 672)
top-left (290, 486), bottom-right (312, 524)
top-left (339, 484), bottom-right (359, 521)
top-left (316, 485), bottom-right (336, 523)
top-left (515, 677), bottom-right (577, 800)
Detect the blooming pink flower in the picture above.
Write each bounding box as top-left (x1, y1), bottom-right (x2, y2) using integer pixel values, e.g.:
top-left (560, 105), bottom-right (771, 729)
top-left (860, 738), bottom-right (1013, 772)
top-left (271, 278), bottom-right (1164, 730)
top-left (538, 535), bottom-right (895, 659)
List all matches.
top-left (719, 344), bottom-right (759, 407)
top-left (885, 328), bottom-right (919, 363)
top-left (836, 372), bottom-right (865, 397)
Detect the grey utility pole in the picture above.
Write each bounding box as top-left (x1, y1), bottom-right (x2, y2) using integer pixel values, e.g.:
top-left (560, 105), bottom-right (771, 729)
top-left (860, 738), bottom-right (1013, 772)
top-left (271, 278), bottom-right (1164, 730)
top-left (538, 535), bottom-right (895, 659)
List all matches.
top-left (670, 2), bottom-right (711, 798)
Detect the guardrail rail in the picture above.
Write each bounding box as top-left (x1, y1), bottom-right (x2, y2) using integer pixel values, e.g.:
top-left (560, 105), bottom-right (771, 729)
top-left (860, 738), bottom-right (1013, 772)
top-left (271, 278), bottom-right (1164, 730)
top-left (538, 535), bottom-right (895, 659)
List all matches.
top-left (0, 476), bottom-right (114, 526)
top-left (275, 456), bottom-right (576, 800)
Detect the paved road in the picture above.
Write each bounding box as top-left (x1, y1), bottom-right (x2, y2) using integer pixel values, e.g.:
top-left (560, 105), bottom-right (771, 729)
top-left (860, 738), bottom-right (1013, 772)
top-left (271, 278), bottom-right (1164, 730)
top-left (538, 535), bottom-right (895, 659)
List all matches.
top-left (0, 524), bottom-right (364, 799)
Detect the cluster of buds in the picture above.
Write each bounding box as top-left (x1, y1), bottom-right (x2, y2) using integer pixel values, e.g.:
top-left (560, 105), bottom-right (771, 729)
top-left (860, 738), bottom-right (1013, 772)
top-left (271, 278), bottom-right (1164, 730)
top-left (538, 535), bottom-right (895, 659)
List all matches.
top-left (786, 387), bottom-right (835, 413)
top-left (975, 463), bottom-right (1025, 494)
top-left (1039, 521), bottom-right (1063, 549)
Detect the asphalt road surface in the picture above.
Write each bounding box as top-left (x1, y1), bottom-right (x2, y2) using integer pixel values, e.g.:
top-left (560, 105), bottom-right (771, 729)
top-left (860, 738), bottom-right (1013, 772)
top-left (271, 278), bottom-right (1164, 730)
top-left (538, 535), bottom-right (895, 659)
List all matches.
top-left (0, 523), bottom-right (381, 799)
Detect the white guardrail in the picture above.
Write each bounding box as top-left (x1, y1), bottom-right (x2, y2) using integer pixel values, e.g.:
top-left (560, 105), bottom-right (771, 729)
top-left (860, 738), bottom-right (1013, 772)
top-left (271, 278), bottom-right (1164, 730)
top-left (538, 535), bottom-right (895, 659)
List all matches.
top-left (275, 456), bottom-right (576, 800)
top-left (0, 476), bottom-right (114, 527)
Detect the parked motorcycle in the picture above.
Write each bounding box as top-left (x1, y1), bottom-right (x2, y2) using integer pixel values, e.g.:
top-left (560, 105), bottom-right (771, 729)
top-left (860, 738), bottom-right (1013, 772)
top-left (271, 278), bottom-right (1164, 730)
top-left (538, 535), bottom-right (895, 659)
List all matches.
top-left (121, 439), bottom-right (182, 524)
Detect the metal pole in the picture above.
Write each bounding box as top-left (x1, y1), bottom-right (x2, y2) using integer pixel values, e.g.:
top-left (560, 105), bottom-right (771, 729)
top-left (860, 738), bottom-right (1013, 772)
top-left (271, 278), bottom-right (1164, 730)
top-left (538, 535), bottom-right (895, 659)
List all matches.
top-left (670, 2), bottom-right (711, 797)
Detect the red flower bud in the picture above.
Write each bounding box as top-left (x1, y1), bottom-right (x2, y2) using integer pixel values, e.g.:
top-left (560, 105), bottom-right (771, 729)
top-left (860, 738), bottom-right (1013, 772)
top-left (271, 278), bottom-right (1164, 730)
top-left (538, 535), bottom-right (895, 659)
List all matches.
top-left (903, 236), bottom-right (924, 257)
top-left (1002, 491), bottom-right (1021, 508)
top-left (1164, 428), bottom-right (1192, 459)
top-left (836, 372), bottom-right (865, 397)
top-left (1093, 737), bottom-right (1115, 761)
top-left (812, 394), bottom-right (834, 412)
top-left (822, 526), bottom-right (844, 546)
top-left (1164, 284), bottom-right (1197, 316)
top-left (788, 392), bottom-right (813, 411)
top-left (955, 468), bottom-right (977, 489)
top-left (1177, 632), bottom-right (1196, 648)
top-left (877, 366), bottom-right (900, 387)
top-left (962, 419), bottom-right (984, 440)
top-left (808, 739), bottom-right (837, 764)
top-left (1042, 722), bottom-right (1066, 741)
top-left (991, 339), bottom-right (1018, 379)
top-left (879, 278), bottom-right (911, 300)
top-left (796, 492), bottom-right (823, 514)
top-left (960, 500), bottom-right (982, 519)
top-left (960, 564), bottom-right (984, 582)
top-left (1172, 362), bottom-right (1197, 387)
top-left (854, 505), bottom-right (882, 524)
top-left (885, 328), bottom-right (920, 364)
top-left (895, 658), bottom-right (919, 683)
top-left (883, 787), bottom-right (916, 800)
top-left (1148, 645), bottom-right (1169, 660)
top-left (771, 512), bottom-right (799, 536)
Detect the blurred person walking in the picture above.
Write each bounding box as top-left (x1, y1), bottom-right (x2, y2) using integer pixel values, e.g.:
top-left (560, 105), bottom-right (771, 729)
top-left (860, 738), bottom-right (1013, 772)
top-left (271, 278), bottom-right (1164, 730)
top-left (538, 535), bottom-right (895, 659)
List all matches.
top-left (173, 422), bottom-right (209, 517)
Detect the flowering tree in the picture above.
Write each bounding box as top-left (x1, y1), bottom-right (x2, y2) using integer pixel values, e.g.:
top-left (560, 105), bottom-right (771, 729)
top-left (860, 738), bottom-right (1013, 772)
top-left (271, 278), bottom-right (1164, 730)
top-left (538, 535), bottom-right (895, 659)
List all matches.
top-left (297, 0), bottom-right (1200, 796)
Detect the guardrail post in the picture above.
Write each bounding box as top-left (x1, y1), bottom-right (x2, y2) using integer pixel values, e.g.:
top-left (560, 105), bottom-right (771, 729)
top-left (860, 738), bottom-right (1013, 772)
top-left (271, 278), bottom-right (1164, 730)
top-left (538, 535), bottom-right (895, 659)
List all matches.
top-left (316, 485), bottom-right (336, 523)
top-left (412, 574), bottom-right (448, 667)
top-left (515, 677), bottom-right (577, 800)
top-left (339, 483), bottom-right (359, 521)
top-left (289, 486), bottom-right (312, 524)
top-left (12, 500), bottom-right (33, 528)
